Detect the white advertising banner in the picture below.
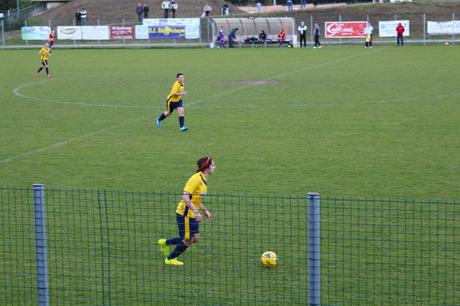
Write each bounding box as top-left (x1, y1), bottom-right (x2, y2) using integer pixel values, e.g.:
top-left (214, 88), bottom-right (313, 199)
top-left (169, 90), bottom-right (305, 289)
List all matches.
top-left (57, 26), bottom-right (82, 40)
top-left (378, 20), bottom-right (410, 37)
top-left (142, 18), bottom-right (200, 39)
top-left (135, 25), bottom-right (149, 39)
top-left (81, 26), bottom-right (110, 40)
top-left (427, 21), bottom-right (460, 35)
top-left (21, 26), bottom-right (51, 40)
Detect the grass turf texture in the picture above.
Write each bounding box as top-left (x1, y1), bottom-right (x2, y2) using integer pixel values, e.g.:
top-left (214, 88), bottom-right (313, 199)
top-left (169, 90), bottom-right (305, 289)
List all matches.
top-left (1, 46), bottom-right (459, 199)
top-left (1, 46), bottom-right (459, 304)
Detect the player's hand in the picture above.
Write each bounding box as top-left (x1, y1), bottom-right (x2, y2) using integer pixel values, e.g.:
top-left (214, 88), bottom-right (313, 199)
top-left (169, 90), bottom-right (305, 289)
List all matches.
top-left (195, 213), bottom-right (203, 222)
top-left (204, 210), bottom-right (212, 222)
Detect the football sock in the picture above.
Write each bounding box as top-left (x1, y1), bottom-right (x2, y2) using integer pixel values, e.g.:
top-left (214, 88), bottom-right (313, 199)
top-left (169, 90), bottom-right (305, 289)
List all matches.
top-left (167, 240), bottom-right (188, 260)
top-left (45, 67), bottom-right (49, 75)
top-left (158, 113), bottom-right (166, 121)
top-left (166, 237), bottom-right (182, 245)
top-left (37, 67), bottom-right (43, 73)
top-left (179, 116), bottom-right (185, 128)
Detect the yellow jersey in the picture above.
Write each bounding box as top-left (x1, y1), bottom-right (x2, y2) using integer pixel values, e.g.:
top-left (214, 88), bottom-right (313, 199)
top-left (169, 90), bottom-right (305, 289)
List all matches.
top-left (40, 47), bottom-right (50, 61)
top-left (167, 81), bottom-right (184, 103)
top-left (176, 171), bottom-right (208, 218)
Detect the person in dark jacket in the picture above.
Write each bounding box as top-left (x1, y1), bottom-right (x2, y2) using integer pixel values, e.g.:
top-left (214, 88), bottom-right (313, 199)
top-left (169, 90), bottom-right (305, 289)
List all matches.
top-left (228, 28), bottom-right (238, 48)
top-left (143, 3), bottom-right (150, 19)
top-left (75, 10), bottom-right (81, 26)
top-left (136, 3), bottom-right (143, 22)
top-left (314, 23), bottom-right (322, 48)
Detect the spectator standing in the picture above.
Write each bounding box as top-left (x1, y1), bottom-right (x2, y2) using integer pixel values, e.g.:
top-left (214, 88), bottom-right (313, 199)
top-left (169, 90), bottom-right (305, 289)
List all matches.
top-left (364, 22), bottom-right (373, 48)
top-left (300, 0), bottom-right (307, 9)
top-left (228, 27), bottom-right (238, 48)
top-left (313, 0), bottom-right (318, 7)
top-left (287, 0), bottom-right (293, 12)
top-left (313, 23), bottom-right (322, 48)
top-left (161, 1), bottom-right (170, 18)
top-left (256, 0), bottom-right (262, 14)
top-left (298, 21), bottom-right (307, 48)
top-left (136, 3), bottom-right (143, 22)
top-left (171, 0), bottom-right (178, 18)
top-left (79, 8), bottom-right (87, 25)
top-left (75, 10), bottom-right (81, 26)
top-left (396, 22), bottom-right (405, 46)
top-left (222, 4), bottom-right (229, 16)
top-left (203, 4), bottom-right (212, 17)
top-left (143, 3), bottom-right (150, 19)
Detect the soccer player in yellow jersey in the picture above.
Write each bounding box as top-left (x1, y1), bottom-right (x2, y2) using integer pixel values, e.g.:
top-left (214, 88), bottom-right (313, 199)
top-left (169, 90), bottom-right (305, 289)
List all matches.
top-left (35, 42), bottom-right (51, 78)
top-left (155, 73), bottom-right (189, 132)
top-left (158, 156), bottom-right (216, 266)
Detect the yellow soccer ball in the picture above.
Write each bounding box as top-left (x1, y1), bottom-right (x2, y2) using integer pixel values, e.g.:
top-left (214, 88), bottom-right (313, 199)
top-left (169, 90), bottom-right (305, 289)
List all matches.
top-left (444, 42), bottom-right (449, 46)
top-left (260, 251), bottom-right (278, 268)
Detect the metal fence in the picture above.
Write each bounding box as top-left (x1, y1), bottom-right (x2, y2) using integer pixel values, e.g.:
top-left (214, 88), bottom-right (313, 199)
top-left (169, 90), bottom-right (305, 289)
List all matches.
top-left (1, 185), bottom-right (459, 305)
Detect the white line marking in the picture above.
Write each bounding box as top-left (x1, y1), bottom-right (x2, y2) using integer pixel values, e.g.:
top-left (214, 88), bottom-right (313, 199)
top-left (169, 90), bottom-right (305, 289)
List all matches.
top-left (13, 80), bottom-right (150, 109)
top-left (2, 49), bottom-right (382, 165)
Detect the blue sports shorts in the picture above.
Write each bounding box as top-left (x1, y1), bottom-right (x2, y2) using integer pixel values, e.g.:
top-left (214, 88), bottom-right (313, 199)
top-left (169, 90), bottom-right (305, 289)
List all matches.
top-left (176, 213), bottom-right (199, 240)
top-left (167, 99), bottom-right (183, 113)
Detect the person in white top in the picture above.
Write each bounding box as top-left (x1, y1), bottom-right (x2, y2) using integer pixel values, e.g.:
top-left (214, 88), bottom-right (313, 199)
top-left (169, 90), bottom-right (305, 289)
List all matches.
top-left (298, 21), bottom-right (308, 48)
top-left (161, 0), bottom-right (171, 18)
top-left (256, 0), bottom-right (262, 14)
top-left (79, 8), bottom-right (87, 25)
top-left (364, 22), bottom-right (374, 48)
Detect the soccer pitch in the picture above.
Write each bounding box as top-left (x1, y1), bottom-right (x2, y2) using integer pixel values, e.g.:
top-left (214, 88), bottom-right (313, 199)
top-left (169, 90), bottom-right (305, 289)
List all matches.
top-left (1, 46), bottom-right (459, 199)
top-left (1, 46), bottom-right (460, 304)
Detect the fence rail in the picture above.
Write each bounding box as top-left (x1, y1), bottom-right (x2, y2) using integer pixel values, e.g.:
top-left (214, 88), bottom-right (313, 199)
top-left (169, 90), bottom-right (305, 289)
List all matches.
top-left (1, 185), bottom-right (459, 305)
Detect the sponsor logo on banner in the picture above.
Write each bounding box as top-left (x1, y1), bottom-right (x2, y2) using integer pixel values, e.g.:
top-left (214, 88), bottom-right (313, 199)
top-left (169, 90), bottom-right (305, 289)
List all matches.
top-left (148, 25), bottom-right (185, 39)
top-left (110, 26), bottom-right (135, 39)
top-left (81, 26), bottom-right (110, 40)
top-left (427, 21), bottom-right (460, 35)
top-left (21, 26), bottom-right (51, 40)
top-left (379, 20), bottom-right (410, 37)
top-left (143, 18), bottom-right (200, 39)
top-left (325, 21), bottom-right (367, 38)
top-left (57, 26), bottom-right (82, 40)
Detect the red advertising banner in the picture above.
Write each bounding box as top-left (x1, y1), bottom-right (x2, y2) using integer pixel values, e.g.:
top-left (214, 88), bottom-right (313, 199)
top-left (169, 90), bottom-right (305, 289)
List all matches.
top-left (325, 21), bottom-right (367, 38)
top-left (109, 26), bottom-right (135, 39)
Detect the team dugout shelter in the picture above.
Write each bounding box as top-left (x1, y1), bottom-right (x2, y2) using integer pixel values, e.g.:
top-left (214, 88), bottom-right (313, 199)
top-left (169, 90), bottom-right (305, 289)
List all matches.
top-left (210, 17), bottom-right (296, 47)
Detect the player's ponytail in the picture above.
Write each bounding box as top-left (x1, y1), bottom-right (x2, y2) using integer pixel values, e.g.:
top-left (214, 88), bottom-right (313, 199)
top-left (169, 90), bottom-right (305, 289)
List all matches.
top-left (196, 156), bottom-right (213, 173)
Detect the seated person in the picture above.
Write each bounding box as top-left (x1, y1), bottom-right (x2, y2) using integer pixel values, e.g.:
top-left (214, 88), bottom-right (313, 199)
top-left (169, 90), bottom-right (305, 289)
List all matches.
top-left (278, 29), bottom-right (286, 46)
top-left (259, 30), bottom-right (267, 43)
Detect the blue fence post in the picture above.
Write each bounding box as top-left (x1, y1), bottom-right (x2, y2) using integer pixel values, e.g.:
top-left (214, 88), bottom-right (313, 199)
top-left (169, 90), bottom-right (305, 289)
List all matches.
top-left (308, 192), bottom-right (321, 306)
top-left (33, 184), bottom-right (49, 306)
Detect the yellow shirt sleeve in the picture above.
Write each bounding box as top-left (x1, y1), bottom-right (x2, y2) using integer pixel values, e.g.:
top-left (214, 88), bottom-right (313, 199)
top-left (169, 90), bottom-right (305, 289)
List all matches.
top-left (183, 173), bottom-right (200, 195)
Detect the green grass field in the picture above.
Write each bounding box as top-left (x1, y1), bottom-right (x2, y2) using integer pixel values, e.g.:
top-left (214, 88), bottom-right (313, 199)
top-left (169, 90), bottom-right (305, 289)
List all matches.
top-left (1, 46), bottom-right (460, 305)
top-left (1, 46), bottom-right (459, 198)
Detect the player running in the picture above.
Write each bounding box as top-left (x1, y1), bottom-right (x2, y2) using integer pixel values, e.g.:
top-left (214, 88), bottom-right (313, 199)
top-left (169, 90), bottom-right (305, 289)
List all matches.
top-left (35, 42), bottom-right (51, 78)
top-left (158, 156), bottom-right (216, 266)
top-left (155, 73), bottom-right (189, 132)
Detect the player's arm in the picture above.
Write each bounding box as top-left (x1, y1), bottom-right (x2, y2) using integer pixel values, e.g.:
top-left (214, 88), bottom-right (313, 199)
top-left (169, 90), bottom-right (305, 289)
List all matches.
top-left (182, 192), bottom-right (203, 222)
top-left (199, 202), bottom-right (212, 222)
top-left (172, 83), bottom-right (186, 97)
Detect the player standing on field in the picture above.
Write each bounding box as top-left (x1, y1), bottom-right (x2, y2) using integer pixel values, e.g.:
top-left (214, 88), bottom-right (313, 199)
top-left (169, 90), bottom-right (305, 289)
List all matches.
top-left (158, 156), bottom-right (216, 266)
top-left (155, 73), bottom-right (189, 132)
top-left (35, 42), bottom-right (51, 78)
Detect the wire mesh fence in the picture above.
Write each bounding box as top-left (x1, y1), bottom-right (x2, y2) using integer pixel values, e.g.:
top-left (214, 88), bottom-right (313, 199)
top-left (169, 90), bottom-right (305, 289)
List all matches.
top-left (1, 186), bottom-right (459, 305)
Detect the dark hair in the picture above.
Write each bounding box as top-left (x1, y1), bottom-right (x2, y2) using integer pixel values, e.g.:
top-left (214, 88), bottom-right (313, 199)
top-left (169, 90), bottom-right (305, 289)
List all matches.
top-left (196, 156), bottom-right (213, 173)
top-left (176, 73), bottom-right (183, 78)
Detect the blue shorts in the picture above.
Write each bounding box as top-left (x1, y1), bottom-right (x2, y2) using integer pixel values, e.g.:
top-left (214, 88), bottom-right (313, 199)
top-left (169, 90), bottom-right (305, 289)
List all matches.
top-left (176, 213), bottom-right (199, 240)
top-left (166, 99), bottom-right (183, 113)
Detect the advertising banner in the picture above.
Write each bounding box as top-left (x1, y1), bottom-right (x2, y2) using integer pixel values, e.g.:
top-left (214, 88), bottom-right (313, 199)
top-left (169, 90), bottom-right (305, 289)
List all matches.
top-left (81, 26), bottom-right (109, 40)
top-left (148, 25), bottom-right (185, 39)
top-left (143, 18), bottom-right (200, 39)
top-left (378, 20), bottom-right (410, 37)
top-left (325, 21), bottom-right (367, 38)
top-left (21, 26), bottom-right (51, 40)
top-left (135, 25), bottom-right (149, 39)
top-left (427, 21), bottom-right (460, 35)
top-left (57, 26), bottom-right (82, 40)
top-left (110, 26), bottom-right (135, 39)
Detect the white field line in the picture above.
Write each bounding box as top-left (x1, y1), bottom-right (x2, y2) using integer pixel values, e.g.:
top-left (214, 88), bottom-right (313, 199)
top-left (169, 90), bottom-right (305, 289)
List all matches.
top-left (2, 49), bottom-right (380, 165)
